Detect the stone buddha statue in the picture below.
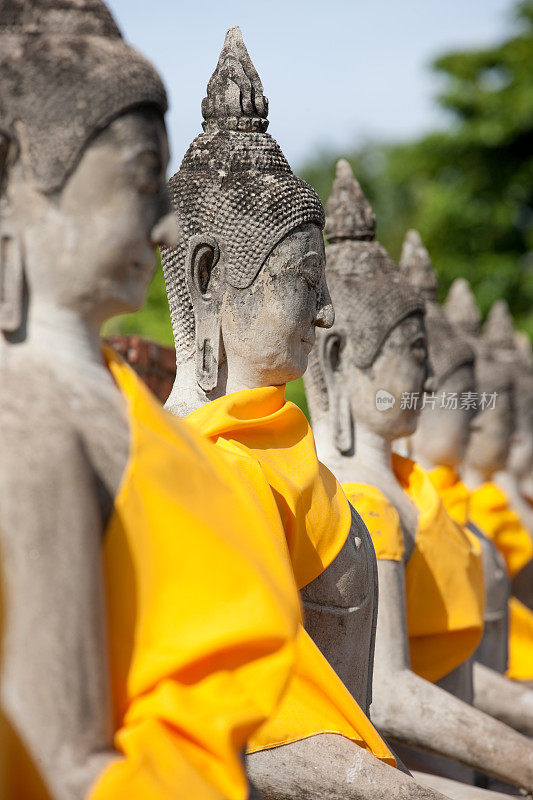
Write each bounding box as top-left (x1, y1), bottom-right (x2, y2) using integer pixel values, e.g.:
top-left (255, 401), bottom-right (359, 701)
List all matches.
top-left (0, 4), bottom-right (303, 799)
top-left (445, 290), bottom-right (533, 691)
top-left (445, 286), bottom-right (533, 611)
top-left (162, 28), bottom-right (453, 800)
top-left (402, 234), bottom-right (533, 742)
top-left (483, 300), bottom-right (533, 554)
top-left (304, 159), bottom-right (533, 799)
top-left (401, 237), bottom-right (510, 676)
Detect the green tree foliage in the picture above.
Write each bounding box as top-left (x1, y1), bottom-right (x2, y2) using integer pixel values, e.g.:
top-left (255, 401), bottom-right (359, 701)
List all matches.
top-left (106, 1), bottom-right (533, 414)
top-left (301, 0), bottom-right (533, 333)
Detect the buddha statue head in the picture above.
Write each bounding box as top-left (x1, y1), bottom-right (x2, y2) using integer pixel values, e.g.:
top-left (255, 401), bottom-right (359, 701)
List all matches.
top-left (0, 0), bottom-right (176, 342)
top-left (462, 352), bottom-right (515, 481)
top-left (160, 27), bottom-right (332, 409)
top-left (304, 160), bottom-right (427, 458)
top-left (400, 231), bottom-right (476, 469)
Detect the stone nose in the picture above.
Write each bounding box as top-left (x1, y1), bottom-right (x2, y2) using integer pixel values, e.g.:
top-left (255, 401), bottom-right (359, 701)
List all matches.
top-left (315, 301), bottom-right (335, 329)
top-left (151, 212), bottom-right (179, 249)
top-left (315, 277), bottom-right (335, 329)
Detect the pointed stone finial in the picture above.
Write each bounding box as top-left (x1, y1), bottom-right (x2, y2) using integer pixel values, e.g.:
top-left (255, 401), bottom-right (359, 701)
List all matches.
top-left (399, 229), bottom-right (438, 302)
top-left (444, 277), bottom-right (481, 337)
top-left (325, 159), bottom-right (376, 243)
top-left (201, 26), bottom-right (269, 134)
top-left (482, 299), bottom-right (516, 351)
top-left (514, 331), bottom-right (533, 369)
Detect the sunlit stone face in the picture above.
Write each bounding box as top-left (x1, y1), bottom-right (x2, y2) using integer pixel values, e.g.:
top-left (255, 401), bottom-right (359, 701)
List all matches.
top-left (220, 223), bottom-right (334, 387)
top-left (412, 363), bottom-right (477, 468)
top-left (7, 108), bottom-right (173, 327)
top-left (464, 387), bottom-right (515, 476)
top-left (346, 314), bottom-right (429, 441)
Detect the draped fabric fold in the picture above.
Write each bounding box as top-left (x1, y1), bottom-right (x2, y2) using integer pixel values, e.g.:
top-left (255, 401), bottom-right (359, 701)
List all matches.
top-left (186, 386), bottom-right (395, 766)
top-left (468, 482), bottom-right (533, 579)
top-left (89, 348), bottom-right (301, 800)
top-left (508, 597), bottom-right (533, 681)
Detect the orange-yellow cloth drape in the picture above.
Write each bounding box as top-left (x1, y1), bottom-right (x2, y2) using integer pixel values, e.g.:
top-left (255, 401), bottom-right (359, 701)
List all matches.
top-left (427, 466), bottom-right (470, 528)
top-left (186, 386), bottom-right (350, 590)
top-left (508, 597), bottom-right (533, 681)
top-left (186, 386), bottom-right (396, 767)
top-left (468, 482), bottom-right (533, 579)
top-left (87, 348), bottom-right (301, 800)
top-left (344, 484), bottom-right (406, 562)
top-left (464, 481), bottom-right (533, 682)
top-left (344, 455), bottom-right (485, 684)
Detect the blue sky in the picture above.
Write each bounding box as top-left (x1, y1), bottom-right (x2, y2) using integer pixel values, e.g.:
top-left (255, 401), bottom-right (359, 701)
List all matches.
top-left (107, 0), bottom-right (517, 174)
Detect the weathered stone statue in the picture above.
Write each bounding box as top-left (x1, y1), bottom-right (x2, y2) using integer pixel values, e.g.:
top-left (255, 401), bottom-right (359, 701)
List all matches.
top-left (0, 4), bottom-right (302, 799)
top-left (445, 288), bottom-right (533, 688)
top-left (162, 28), bottom-right (453, 800)
top-left (304, 160), bottom-right (533, 799)
top-left (403, 250), bottom-right (510, 678)
top-left (483, 300), bottom-right (533, 552)
top-left (445, 286), bottom-right (533, 591)
top-left (402, 233), bottom-right (533, 740)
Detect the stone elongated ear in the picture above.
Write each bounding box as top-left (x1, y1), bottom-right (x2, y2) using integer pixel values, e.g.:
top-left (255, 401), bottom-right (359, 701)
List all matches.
top-left (0, 233), bottom-right (23, 333)
top-left (320, 331), bottom-right (353, 455)
top-left (185, 235), bottom-right (223, 393)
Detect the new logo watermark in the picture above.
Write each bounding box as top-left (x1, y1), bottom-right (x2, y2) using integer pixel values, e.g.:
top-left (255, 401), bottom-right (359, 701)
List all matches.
top-left (375, 389), bottom-right (396, 411)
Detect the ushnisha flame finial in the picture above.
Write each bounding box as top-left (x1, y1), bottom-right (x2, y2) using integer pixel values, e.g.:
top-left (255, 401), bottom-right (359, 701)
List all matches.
top-left (325, 159), bottom-right (376, 243)
top-left (201, 26), bottom-right (269, 134)
top-left (482, 299), bottom-right (516, 352)
top-left (399, 229), bottom-right (438, 302)
top-left (514, 331), bottom-right (533, 370)
top-left (320, 159), bottom-right (425, 368)
top-left (443, 277), bottom-right (481, 338)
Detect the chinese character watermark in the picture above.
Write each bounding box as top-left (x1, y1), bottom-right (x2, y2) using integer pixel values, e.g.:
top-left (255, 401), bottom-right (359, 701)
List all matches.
top-left (377, 390), bottom-right (499, 413)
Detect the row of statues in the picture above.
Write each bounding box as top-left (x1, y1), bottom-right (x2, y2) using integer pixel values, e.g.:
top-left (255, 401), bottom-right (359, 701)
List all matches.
top-left (1, 2), bottom-right (533, 799)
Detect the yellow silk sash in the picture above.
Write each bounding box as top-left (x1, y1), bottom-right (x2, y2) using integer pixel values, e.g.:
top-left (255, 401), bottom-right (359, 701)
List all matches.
top-left (186, 386), bottom-right (395, 766)
top-left (463, 481), bottom-right (533, 683)
top-left (428, 465), bottom-right (470, 527)
top-left (90, 349), bottom-right (300, 800)
top-left (508, 597), bottom-right (533, 681)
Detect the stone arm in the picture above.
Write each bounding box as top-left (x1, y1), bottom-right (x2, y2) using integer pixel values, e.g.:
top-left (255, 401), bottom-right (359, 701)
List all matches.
top-left (246, 733), bottom-right (452, 800)
top-left (0, 427), bottom-right (119, 800)
top-left (472, 660), bottom-right (533, 736)
top-left (370, 559), bottom-right (533, 793)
